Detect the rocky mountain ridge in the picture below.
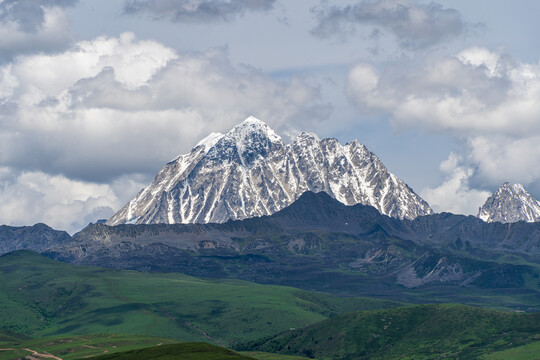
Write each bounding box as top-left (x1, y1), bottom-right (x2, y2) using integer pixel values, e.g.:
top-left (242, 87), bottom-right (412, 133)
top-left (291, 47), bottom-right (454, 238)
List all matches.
top-left (2, 192), bottom-right (540, 309)
top-left (107, 116), bottom-right (433, 226)
top-left (33, 192), bottom-right (539, 304)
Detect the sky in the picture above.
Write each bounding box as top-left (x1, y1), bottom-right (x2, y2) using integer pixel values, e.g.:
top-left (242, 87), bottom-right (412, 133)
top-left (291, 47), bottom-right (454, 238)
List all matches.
top-left (1, 0), bottom-right (539, 233)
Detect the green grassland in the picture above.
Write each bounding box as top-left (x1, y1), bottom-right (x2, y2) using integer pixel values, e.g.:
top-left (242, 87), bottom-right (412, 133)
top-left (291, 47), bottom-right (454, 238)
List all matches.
top-left (0, 332), bottom-right (308, 360)
top-left (242, 304), bottom-right (540, 359)
top-left (0, 250), bottom-right (399, 346)
top-left (2, 250), bottom-right (539, 360)
top-left (85, 342), bottom-right (255, 360)
top-left (482, 340), bottom-right (540, 360)
top-left (0, 332), bottom-right (178, 360)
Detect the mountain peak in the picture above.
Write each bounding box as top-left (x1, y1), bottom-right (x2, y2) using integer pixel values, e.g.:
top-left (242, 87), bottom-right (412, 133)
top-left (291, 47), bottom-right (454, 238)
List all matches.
top-left (500, 182), bottom-right (525, 192)
top-left (239, 115), bottom-right (266, 126)
top-left (107, 117), bottom-right (432, 226)
top-left (226, 116), bottom-right (282, 145)
top-left (478, 182), bottom-right (540, 223)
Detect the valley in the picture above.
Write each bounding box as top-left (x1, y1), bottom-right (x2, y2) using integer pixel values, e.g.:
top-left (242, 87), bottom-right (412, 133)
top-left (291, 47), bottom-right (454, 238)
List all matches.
top-left (1, 251), bottom-right (539, 359)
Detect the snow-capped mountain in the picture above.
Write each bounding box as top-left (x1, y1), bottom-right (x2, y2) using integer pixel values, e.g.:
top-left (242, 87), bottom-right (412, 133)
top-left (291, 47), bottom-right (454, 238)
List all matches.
top-left (107, 116), bottom-right (432, 226)
top-left (478, 182), bottom-right (540, 223)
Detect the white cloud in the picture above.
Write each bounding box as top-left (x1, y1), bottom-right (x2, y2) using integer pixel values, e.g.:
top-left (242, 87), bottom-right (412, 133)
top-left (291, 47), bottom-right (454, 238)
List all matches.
top-left (348, 47), bottom-right (540, 202)
top-left (0, 168), bottom-right (133, 233)
top-left (467, 136), bottom-right (540, 188)
top-left (124, 0), bottom-right (277, 23)
top-left (311, 0), bottom-right (470, 49)
top-left (348, 47), bottom-right (540, 136)
top-left (0, 5), bottom-right (75, 61)
top-left (0, 32), bottom-right (328, 183)
top-left (421, 154), bottom-right (490, 215)
top-left (347, 63), bottom-right (379, 95)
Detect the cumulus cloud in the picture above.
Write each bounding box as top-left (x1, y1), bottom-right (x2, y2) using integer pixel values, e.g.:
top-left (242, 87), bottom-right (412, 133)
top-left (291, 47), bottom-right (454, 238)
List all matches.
top-left (124, 0), bottom-right (276, 23)
top-left (311, 0), bottom-right (469, 49)
top-left (0, 32), bottom-right (329, 229)
top-left (0, 33), bottom-right (328, 183)
top-left (0, 0), bottom-right (77, 60)
top-left (466, 136), bottom-right (540, 191)
top-left (421, 154), bottom-right (490, 215)
top-left (348, 47), bottom-right (540, 208)
top-left (0, 167), bottom-right (126, 233)
top-left (347, 47), bottom-right (540, 136)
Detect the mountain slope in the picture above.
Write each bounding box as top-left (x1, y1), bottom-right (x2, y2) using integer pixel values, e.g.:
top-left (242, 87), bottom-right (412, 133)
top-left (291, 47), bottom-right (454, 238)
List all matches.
top-left (88, 343), bottom-right (255, 360)
top-left (478, 183), bottom-right (540, 223)
top-left (0, 250), bottom-right (397, 345)
top-left (241, 304), bottom-right (540, 360)
top-left (107, 117), bottom-right (432, 226)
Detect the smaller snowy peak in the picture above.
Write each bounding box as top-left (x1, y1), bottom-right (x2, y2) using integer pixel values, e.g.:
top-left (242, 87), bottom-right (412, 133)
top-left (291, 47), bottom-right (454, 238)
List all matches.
top-left (478, 182), bottom-right (540, 223)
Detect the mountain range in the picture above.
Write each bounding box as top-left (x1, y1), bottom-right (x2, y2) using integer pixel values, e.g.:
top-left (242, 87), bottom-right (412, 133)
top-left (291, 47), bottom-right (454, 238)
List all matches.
top-left (3, 191), bottom-right (540, 311)
top-left (106, 117), bottom-right (540, 227)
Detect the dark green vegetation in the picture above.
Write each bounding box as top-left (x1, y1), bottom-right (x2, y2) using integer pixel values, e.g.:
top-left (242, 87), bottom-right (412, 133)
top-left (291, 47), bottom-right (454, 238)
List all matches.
top-left (240, 353), bottom-right (311, 360)
top-left (0, 250), bottom-right (398, 347)
top-left (241, 304), bottom-right (540, 360)
top-left (42, 192), bottom-right (540, 312)
top-left (86, 342), bottom-right (254, 360)
top-left (0, 333), bottom-right (178, 360)
top-left (0, 329), bottom-right (29, 343)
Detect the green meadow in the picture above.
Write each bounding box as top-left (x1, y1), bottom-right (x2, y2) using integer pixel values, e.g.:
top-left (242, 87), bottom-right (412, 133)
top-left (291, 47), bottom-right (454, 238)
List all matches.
top-left (0, 251), bottom-right (398, 346)
top-left (243, 304), bottom-right (540, 359)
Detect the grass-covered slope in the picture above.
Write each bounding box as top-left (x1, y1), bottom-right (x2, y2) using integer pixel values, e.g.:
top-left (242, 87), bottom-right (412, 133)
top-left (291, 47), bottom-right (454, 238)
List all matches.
top-left (242, 304), bottom-right (540, 359)
top-left (481, 340), bottom-right (540, 360)
top-left (0, 250), bottom-right (398, 346)
top-left (0, 333), bottom-right (310, 360)
top-left (0, 333), bottom-right (178, 360)
top-left (0, 329), bottom-right (29, 343)
top-left (85, 342), bottom-right (255, 360)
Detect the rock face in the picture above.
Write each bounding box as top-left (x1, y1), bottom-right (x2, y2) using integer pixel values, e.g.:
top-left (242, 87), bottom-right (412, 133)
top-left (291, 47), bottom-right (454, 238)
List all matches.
top-left (107, 116), bottom-right (432, 226)
top-left (0, 223), bottom-right (71, 255)
top-left (478, 183), bottom-right (540, 223)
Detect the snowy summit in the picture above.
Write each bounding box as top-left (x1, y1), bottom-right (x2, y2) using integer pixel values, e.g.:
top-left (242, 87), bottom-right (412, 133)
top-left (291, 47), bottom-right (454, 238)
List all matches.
top-left (478, 183), bottom-right (540, 223)
top-left (107, 117), bottom-right (433, 226)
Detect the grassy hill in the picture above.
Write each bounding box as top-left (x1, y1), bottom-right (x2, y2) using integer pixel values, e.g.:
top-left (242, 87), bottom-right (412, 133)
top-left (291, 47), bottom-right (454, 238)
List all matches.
top-left (0, 333), bottom-right (311, 360)
top-left (242, 304), bottom-right (540, 359)
top-left (0, 250), bottom-right (399, 346)
top-left (0, 333), bottom-right (179, 360)
top-left (84, 342), bottom-right (254, 360)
